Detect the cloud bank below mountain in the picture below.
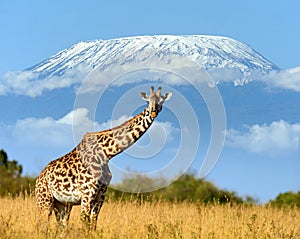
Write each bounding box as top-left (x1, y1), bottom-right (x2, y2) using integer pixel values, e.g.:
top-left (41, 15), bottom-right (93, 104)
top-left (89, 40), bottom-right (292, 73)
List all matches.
top-left (0, 64), bottom-right (299, 97)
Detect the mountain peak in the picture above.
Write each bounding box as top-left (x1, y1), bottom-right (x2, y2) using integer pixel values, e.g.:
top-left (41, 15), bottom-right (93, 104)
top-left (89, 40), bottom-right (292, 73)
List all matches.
top-left (28, 35), bottom-right (279, 83)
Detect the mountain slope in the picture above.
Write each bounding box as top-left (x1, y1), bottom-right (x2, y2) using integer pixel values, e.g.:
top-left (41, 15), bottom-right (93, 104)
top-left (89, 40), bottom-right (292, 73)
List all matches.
top-left (28, 35), bottom-right (279, 82)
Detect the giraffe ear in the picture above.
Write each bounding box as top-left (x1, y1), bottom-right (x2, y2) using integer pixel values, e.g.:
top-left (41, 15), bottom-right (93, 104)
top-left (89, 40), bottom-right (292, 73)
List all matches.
top-left (164, 92), bottom-right (172, 101)
top-left (139, 92), bottom-right (149, 101)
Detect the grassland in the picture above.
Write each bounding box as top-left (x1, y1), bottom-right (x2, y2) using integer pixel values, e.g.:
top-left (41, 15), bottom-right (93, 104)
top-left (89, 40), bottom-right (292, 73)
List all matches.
top-left (0, 194), bottom-right (299, 239)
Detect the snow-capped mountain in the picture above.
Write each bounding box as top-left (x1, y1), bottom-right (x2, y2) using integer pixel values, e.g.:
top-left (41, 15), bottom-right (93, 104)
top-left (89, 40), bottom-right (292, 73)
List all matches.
top-left (28, 35), bottom-right (279, 82)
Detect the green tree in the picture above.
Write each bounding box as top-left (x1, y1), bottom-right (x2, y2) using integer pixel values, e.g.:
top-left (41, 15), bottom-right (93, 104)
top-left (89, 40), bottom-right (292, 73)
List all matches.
top-left (153, 174), bottom-right (245, 204)
top-left (0, 149), bottom-right (22, 176)
top-left (269, 191), bottom-right (300, 208)
top-left (0, 149), bottom-right (35, 196)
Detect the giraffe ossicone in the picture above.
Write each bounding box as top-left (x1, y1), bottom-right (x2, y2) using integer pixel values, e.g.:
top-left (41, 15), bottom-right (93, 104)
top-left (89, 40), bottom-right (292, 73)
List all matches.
top-left (35, 86), bottom-right (172, 232)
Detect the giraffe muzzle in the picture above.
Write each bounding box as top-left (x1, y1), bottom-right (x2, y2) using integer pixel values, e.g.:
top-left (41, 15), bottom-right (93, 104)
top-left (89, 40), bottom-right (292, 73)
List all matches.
top-left (151, 111), bottom-right (158, 118)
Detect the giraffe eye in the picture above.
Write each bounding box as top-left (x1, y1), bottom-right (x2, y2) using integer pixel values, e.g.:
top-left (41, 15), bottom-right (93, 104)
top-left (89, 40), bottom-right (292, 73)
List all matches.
top-left (157, 104), bottom-right (162, 112)
top-left (158, 98), bottom-right (164, 104)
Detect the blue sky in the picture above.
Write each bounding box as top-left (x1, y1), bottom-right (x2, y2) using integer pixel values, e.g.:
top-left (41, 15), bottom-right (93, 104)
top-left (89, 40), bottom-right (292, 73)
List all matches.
top-left (1, 0), bottom-right (300, 203)
top-left (1, 0), bottom-right (300, 73)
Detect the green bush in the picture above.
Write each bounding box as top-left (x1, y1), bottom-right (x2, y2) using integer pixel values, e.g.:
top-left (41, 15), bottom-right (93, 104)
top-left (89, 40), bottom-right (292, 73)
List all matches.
top-left (0, 149), bottom-right (35, 197)
top-left (107, 173), bottom-right (253, 204)
top-left (269, 191), bottom-right (300, 208)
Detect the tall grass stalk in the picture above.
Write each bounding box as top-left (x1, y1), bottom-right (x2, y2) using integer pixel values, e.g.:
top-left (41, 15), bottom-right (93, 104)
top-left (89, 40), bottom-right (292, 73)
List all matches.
top-left (0, 193), bottom-right (299, 239)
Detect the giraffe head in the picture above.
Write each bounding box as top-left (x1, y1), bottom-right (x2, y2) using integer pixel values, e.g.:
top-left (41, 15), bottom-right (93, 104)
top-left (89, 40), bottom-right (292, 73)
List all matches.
top-left (139, 86), bottom-right (172, 118)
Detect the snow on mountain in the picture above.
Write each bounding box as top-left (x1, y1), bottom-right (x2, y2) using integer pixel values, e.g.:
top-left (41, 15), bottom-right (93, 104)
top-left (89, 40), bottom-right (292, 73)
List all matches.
top-left (28, 35), bottom-right (279, 84)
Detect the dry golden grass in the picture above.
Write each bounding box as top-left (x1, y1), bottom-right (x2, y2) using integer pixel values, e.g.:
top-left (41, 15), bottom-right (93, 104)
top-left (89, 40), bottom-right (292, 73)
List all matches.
top-left (0, 194), bottom-right (300, 239)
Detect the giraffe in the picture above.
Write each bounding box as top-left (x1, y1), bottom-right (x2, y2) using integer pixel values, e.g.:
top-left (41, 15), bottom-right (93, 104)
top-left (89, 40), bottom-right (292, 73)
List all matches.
top-left (35, 86), bottom-right (172, 232)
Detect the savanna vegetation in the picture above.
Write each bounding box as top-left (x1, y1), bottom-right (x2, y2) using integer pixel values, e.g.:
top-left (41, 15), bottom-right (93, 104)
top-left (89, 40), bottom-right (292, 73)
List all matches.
top-left (0, 149), bottom-right (300, 238)
top-left (1, 193), bottom-right (300, 239)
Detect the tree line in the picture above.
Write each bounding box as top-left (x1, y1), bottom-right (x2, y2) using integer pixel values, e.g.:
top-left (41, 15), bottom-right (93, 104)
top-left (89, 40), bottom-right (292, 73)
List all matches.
top-left (0, 149), bottom-right (35, 196)
top-left (0, 149), bottom-right (299, 207)
top-left (106, 174), bottom-right (256, 205)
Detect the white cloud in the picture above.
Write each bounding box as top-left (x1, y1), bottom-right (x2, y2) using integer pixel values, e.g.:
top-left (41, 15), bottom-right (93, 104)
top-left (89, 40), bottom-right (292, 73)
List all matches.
top-left (208, 68), bottom-right (252, 84)
top-left (121, 120), bottom-right (179, 158)
top-left (93, 114), bottom-right (178, 144)
top-left (262, 66), bottom-right (300, 92)
top-left (73, 55), bottom-right (214, 95)
top-left (0, 71), bottom-right (40, 96)
top-left (150, 121), bottom-right (179, 142)
top-left (3, 108), bottom-right (177, 150)
top-left (0, 64), bottom-right (91, 97)
top-left (95, 115), bottom-right (130, 131)
top-left (226, 120), bottom-right (300, 156)
top-left (206, 65), bottom-right (300, 92)
top-left (10, 108), bottom-right (95, 147)
top-left (0, 59), bottom-right (193, 97)
top-left (209, 65), bottom-right (300, 92)
top-left (75, 60), bottom-right (182, 95)
top-left (12, 116), bottom-right (72, 146)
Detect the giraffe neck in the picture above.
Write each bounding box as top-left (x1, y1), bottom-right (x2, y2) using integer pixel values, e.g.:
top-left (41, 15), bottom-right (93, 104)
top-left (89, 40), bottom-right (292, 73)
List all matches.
top-left (77, 107), bottom-right (157, 164)
top-left (110, 107), bottom-right (155, 154)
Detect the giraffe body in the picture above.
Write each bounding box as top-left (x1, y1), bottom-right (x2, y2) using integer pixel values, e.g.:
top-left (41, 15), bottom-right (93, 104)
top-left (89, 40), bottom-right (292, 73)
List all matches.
top-left (35, 86), bottom-right (172, 231)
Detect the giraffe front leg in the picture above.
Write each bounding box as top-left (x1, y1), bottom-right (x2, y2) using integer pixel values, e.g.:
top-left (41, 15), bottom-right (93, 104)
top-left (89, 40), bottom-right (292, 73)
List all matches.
top-left (35, 185), bottom-right (54, 237)
top-left (36, 207), bottom-right (53, 237)
top-left (80, 186), bottom-right (107, 231)
top-left (80, 197), bottom-right (92, 230)
top-left (53, 200), bottom-right (73, 228)
top-left (89, 199), bottom-right (104, 230)
top-left (90, 185), bottom-right (108, 230)
top-left (80, 203), bottom-right (98, 231)
top-left (53, 200), bottom-right (73, 238)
